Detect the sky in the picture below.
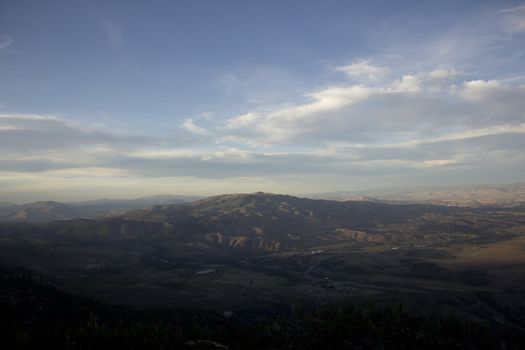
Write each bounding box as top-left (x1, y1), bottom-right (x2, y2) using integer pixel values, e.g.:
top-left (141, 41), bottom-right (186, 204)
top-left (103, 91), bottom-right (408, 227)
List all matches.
top-left (1, 0), bottom-right (525, 202)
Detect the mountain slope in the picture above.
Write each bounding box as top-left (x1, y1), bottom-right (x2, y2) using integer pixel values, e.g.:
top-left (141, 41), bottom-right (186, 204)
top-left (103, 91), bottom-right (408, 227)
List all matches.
top-left (0, 195), bottom-right (200, 222)
top-left (1, 193), bottom-right (517, 254)
top-left (0, 193), bottom-right (524, 323)
top-left (115, 192), bottom-right (495, 252)
top-left (310, 183), bottom-right (525, 206)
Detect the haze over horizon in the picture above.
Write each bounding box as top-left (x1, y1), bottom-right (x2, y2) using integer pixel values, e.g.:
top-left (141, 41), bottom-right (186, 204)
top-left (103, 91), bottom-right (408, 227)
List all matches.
top-left (2, 181), bottom-right (525, 205)
top-left (1, 0), bottom-right (525, 202)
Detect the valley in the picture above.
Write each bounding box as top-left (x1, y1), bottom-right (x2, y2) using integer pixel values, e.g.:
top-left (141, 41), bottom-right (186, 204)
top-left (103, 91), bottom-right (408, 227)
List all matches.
top-left (1, 193), bottom-right (524, 329)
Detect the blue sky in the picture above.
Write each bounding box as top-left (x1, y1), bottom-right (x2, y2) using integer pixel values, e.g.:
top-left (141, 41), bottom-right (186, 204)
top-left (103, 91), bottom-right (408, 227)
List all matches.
top-left (1, 0), bottom-right (525, 202)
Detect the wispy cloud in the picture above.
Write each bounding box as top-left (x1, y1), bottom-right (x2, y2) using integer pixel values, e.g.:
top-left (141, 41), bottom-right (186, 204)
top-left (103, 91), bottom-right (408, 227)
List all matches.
top-left (2, 1), bottom-right (525, 200)
top-left (0, 34), bottom-right (14, 52)
top-left (336, 60), bottom-right (389, 81)
top-left (100, 19), bottom-right (123, 48)
top-left (2, 51), bottom-right (524, 190)
top-left (500, 4), bottom-right (525, 33)
top-left (218, 66), bottom-right (525, 147)
top-left (0, 113), bottom-right (154, 153)
top-left (181, 118), bottom-right (209, 135)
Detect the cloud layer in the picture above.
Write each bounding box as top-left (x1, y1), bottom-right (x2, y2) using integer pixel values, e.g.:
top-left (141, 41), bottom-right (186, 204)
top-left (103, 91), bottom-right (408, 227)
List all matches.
top-left (1, 3), bottom-right (524, 201)
top-left (1, 60), bottom-right (524, 201)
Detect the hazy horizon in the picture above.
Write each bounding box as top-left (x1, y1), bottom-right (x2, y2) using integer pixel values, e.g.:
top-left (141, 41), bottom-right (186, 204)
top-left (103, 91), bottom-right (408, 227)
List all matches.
top-left (1, 180), bottom-right (524, 205)
top-left (1, 0), bottom-right (525, 202)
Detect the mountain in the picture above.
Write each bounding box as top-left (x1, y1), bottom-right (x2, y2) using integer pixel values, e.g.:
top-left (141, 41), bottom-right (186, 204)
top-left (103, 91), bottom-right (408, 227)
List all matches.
top-left (6, 182), bottom-right (524, 223)
top-left (72, 194), bottom-right (201, 207)
top-left (1, 192), bottom-right (516, 253)
top-left (0, 192), bottom-right (524, 327)
top-left (0, 201), bottom-right (89, 222)
top-left (0, 195), bottom-right (201, 222)
top-left (118, 192), bottom-right (462, 251)
top-left (310, 183), bottom-right (525, 206)
top-left (0, 202), bottom-right (16, 208)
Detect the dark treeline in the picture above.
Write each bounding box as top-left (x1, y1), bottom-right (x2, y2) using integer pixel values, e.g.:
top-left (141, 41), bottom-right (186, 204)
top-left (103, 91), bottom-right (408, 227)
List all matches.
top-left (1, 266), bottom-right (523, 349)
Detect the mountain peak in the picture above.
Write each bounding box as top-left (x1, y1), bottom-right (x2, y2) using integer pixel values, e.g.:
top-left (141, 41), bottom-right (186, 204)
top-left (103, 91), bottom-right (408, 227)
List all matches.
top-left (188, 192), bottom-right (300, 212)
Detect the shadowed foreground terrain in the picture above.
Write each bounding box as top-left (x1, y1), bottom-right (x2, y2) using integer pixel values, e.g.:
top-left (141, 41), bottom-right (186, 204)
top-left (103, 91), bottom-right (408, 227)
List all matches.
top-left (2, 266), bottom-right (524, 349)
top-left (1, 193), bottom-right (525, 348)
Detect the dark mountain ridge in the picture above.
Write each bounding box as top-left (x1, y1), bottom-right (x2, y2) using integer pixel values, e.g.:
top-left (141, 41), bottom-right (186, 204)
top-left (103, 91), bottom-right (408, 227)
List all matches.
top-left (0, 192), bottom-right (524, 328)
top-left (0, 195), bottom-right (201, 223)
top-left (0, 192), bottom-right (503, 253)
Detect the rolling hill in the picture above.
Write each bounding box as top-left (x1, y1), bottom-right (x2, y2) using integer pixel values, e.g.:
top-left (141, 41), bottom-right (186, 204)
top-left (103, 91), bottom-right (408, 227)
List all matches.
top-left (0, 193), bottom-right (524, 329)
top-left (0, 195), bottom-right (201, 222)
top-left (310, 183), bottom-right (525, 206)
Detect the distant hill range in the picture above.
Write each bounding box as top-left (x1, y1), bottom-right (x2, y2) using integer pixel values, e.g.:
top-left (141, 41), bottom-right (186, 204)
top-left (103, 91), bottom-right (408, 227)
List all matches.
top-left (2, 183), bottom-right (524, 223)
top-left (0, 195), bottom-right (201, 222)
top-left (309, 183), bottom-right (525, 206)
top-left (1, 192), bottom-right (524, 325)
top-left (0, 192), bottom-right (511, 254)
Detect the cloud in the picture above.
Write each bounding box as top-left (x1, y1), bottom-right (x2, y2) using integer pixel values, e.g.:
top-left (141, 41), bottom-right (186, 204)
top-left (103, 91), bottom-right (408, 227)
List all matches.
top-left (2, 2), bottom-right (525, 201)
top-left (100, 19), bottom-right (123, 48)
top-left (336, 60), bottom-right (389, 81)
top-left (181, 118), bottom-right (209, 135)
top-left (223, 112), bottom-right (257, 130)
top-left (217, 64), bottom-right (525, 148)
top-left (222, 85), bottom-right (372, 144)
top-left (457, 80), bottom-right (525, 125)
top-left (213, 64), bottom-right (306, 107)
top-left (0, 34), bottom-right (14, 51)
top-left (460, 79), bottom-right (502, 99)
top-left (388, 4), bottom-right (523, 72)
top-left (0, 114), bottom-right (153, 152)
top-left (104, 126), bottom-right (525, 179)
top-left (2, 44), bottom-right (525, 199)
top-left (500, 4), bottom-right (525, 33)
top-left (319, 123), bottom-right (525, 163)
top-left (393, 69), bottom-right (458, 92)
top-left (2, 58), bottom-right (524, 187)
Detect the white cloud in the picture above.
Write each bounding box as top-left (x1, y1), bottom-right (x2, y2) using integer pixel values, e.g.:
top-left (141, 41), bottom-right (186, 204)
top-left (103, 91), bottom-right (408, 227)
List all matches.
top-left (219, 73), bottom-right (434, 144)
top-left (181, 118), bottom-right (209, 135)
top-left (3, 2), bottom-right (525, 201)
top-left (395, 75), bottom-right (421, 92)
top-left (0, 113), bottom-right (154, 157)
top-left (2, 59), bottom-right (525, 199)
top-left (216, 65), bottom-right (525, 150)
top-left (336, 60), bottom-right (389, 81)
top-left (0, 126), bottom-right (22, 131)
top-left (393, 69), bottom-right (458, 93)
top-left (224, 112), bottom-right (257, 130)
top-left (457, 80), bottom-right (525, 125)
top-left (0, 113), bottom-right (56, 121)
top-left (459, 79), bottom-right (504, 100)
top-left (222, 85), bottom-right (372, 144)
top-left (500, 4), bottom-right (525, 14)
top-left (416, 159), bottom-right (461, 168)
top-left (0, 68), bottom-right (512, 187)
top-left (408, 123), bottom-right (525, 146)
